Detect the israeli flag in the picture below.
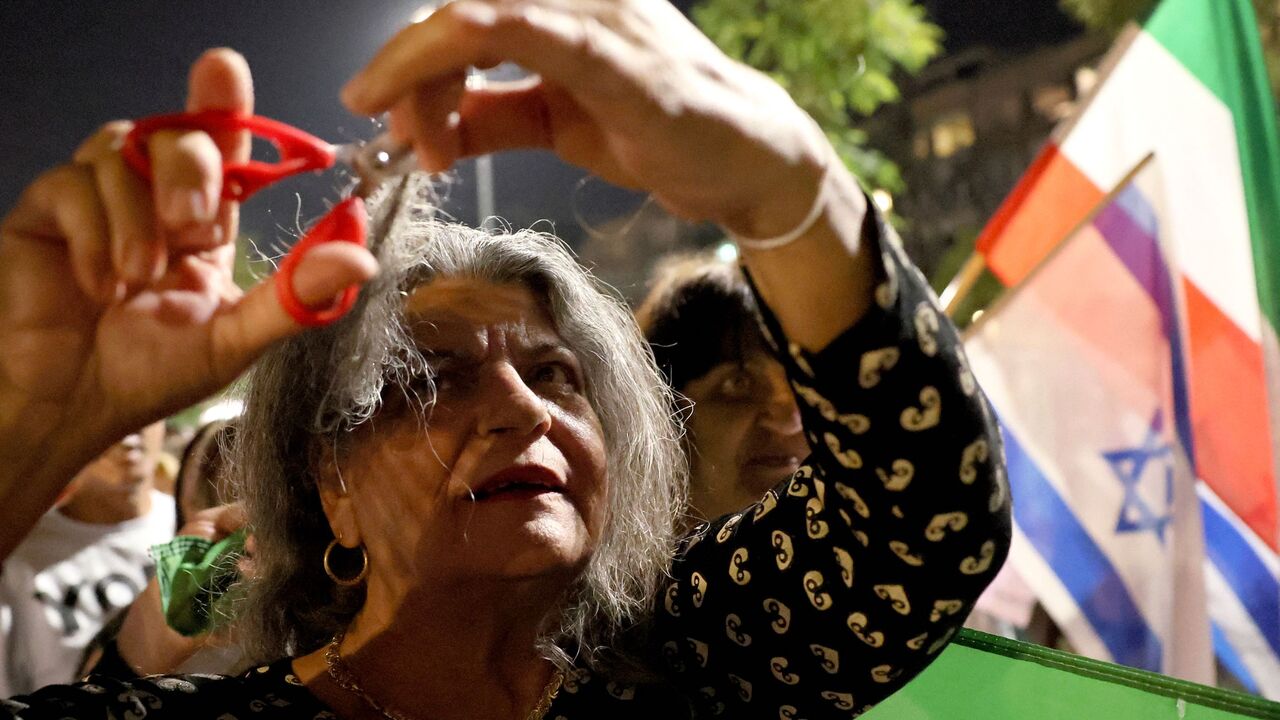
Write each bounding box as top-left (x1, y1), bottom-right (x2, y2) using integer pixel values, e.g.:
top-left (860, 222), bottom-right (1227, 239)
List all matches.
top-left (965, 164), bottom-right (1214, 684)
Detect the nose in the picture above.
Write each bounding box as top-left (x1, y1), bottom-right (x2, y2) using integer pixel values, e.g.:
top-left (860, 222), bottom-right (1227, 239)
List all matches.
top-left (757, 368), bottom-right (802, 436)
top-left (475, 363), bottom-right (553, 439)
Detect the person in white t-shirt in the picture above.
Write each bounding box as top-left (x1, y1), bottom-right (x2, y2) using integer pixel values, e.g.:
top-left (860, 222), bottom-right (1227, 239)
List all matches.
top-left (0, 423), bottom-right (175, 695)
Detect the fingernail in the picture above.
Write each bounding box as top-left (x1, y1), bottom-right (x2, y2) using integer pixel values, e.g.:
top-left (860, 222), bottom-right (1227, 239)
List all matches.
top-left (181, 222), bottom-right (224, 248)
top-left (454, 1), bottom-right (497, 26)
top-left (165, 190), bottom-right (212, 226)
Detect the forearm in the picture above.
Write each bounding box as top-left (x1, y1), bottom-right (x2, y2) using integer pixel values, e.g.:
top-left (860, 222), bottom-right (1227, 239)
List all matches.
top-left (656, 220), bottom-right (1009, 717)
top-left (115, 581), bottom-right (204, 675)
top-left (732, 150), bottom-right (878, 353)
top-left (0, 401), bottom-right (108, 561)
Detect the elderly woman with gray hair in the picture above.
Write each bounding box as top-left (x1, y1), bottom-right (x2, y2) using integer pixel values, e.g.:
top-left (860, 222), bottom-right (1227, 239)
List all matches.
top-left (0, 2), bottom-right (1009, 718)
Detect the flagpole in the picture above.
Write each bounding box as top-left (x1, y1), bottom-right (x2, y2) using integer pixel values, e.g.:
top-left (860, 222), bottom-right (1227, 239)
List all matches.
top-left (941, 252), bottom-right (987, 318)
top-left (960, 151), bottom-right (1156, 341)
top-left (938, 23), bottom-right (1144, 321)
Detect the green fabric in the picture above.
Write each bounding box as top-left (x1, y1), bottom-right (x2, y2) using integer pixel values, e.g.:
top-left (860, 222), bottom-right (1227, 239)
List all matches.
top-left (150, 529), bottom-right (247, 637)
top-left (864, 630), bottom-right (1280, 719)
top-left (1145, 0), bottom-right (1280, 335)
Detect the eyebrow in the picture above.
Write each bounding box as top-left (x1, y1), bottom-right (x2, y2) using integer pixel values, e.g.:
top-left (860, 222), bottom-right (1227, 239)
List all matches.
top-left (419, 341), bottom-right (578, 363)
top-left (527, 341), bottom-right (577, 358)
top-left (420, 348), bottom-right (470, 362)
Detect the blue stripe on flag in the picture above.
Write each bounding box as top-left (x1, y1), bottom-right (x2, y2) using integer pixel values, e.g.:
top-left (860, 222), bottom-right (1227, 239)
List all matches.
top-left (1200, 495), bottom-right (1280, 657)
top-left (1001, 421), bottom-right (1164, 671)
top-left (1211, 621), bottom-right (1260, 694)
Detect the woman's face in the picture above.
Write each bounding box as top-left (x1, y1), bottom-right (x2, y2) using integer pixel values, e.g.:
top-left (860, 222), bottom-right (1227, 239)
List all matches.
top-left (324, 279), bottom-right (609, 590)
top-left (681, 352), bottom-right (807, 521)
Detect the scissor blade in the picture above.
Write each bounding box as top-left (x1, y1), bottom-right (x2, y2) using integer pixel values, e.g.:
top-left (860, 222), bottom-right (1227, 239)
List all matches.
top-left (365, 174), bottom-right (413, 257)
top-left (336, 134), bottom-right (416, 199)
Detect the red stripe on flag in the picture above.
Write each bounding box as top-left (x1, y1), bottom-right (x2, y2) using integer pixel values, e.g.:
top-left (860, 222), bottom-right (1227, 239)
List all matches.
top-left (978, 145), bottom-right (1104, 285)
top-left (1184, 280), bottom-right (1279, 551)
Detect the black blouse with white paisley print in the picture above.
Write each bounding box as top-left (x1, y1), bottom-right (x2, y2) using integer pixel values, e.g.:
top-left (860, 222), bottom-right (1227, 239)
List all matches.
top-left (0, 216), bottom-right (1011, 719)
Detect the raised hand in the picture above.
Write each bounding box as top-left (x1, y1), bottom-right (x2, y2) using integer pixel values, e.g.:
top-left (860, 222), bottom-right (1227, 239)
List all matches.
top-left (0, 50), bottom-right (377, 557)
top-left (341, 0), bottom-right (875, 353)
top-left (340, 0), bottom-right (834, 240)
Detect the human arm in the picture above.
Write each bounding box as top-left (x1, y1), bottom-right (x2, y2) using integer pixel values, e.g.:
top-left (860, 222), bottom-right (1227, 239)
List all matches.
top-left (0, 50), bottom-right (378, 562)
top-left (341, 0), bottom-right (877, 353)
top-left (99, 503), bottom-right (248, 677)
top-left (654, 214), bottom-right (1010, 717)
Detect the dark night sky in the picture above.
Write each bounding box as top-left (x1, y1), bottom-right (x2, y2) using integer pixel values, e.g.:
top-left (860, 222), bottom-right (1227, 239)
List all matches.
top-left (0, 1), bottom-right (1081, 252)
top-left (923, 0), bottom-right (1083, 52)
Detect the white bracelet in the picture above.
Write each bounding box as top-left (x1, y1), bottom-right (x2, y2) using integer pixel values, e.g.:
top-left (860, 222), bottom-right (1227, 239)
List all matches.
top-left (729, 152), bottom-right (835, 251)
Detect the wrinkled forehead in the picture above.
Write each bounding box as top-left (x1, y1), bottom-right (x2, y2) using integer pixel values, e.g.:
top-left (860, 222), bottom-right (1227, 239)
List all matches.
top-left (402, 278), bottom-right (566, 355)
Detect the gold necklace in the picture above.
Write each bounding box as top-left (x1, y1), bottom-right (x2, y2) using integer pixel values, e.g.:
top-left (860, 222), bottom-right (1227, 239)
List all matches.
top-left (323, 631), bottom-right (564, 720)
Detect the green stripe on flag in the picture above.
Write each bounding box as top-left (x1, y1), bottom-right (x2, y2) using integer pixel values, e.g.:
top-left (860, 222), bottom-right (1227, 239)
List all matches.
top-left (1146, 0), bottom-right (1280, 333)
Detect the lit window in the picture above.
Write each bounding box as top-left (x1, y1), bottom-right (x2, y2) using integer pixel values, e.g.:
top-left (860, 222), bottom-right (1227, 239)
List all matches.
top-left (931, 112), bottom-right (976, 159)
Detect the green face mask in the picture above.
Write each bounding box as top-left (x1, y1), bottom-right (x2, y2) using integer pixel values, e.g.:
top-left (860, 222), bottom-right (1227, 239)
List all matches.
top-left (150, 528), bottom-right (248, 637)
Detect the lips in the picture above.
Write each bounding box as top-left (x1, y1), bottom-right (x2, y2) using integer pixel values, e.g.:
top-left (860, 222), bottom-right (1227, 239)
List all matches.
top-left (471, 465), bottom-right (567, 501)
top-left (744, 429), bottom-right (809, 472)
top-left (746, 454), bottom-right (801, 469)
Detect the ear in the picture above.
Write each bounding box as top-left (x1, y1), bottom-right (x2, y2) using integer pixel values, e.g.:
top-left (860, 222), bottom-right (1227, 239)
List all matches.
top-left (313, 440), bottom-right (363, 549)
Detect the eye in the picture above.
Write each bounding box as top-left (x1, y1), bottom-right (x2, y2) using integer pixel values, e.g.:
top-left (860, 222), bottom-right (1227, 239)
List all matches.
top-left (421, 360), bottom-right (472, 395)
top-left (531, 362), bottom-right (579, 392)
top-left (716, 369), bottom-right (756, 400)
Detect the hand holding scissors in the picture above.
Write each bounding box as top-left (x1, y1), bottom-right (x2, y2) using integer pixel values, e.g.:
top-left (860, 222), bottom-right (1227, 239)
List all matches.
top-left (0, 50), bottom-right (383, 542)
top-left (122, 109), bottom-right (415, 326)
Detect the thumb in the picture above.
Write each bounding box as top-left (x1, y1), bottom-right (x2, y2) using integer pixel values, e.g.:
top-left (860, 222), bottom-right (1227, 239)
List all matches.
top-left (208, 242), bottom-right (378, 384)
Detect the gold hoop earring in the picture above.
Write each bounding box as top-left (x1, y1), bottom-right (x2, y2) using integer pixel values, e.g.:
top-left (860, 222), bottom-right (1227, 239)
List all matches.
top-left (323, 538), bottom-right (369, 586)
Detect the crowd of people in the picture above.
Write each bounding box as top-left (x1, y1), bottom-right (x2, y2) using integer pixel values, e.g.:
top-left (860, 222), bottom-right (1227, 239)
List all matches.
top-left (0, 2), bottom-right (1010, 718)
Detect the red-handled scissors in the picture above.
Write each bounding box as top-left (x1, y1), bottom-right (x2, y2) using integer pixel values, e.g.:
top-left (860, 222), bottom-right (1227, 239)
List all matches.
top-left (122, 109), bottom-right (415, 327)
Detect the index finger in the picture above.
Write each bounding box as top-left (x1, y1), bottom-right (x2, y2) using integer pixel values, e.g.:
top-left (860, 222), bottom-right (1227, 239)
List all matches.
top-left (186, 48), bottom-right (255, 163)
top-left (342, 1), bottom-right (616, 116)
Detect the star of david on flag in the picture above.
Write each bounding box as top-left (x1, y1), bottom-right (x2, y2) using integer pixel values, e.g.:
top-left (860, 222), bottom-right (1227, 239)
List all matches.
top-left (1103, 411), bottom-right (1173, 541)
top-left (964, 0), bottom-right (1280, 696)
top-left (965, 162), bottom-right (1213, 684)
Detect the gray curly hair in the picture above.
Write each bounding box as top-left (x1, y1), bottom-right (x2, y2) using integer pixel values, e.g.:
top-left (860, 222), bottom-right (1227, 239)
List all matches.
top-left (230, 183), bottom-right (687, 668)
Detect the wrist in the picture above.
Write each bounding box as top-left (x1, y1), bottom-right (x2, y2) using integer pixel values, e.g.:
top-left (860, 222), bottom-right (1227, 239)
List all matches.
top-left (715, 118), bottom-right (835, 243)
top-left (727, 151), bottom-right (836, 250)
top-left (0, 404), bottom-right (115, 559)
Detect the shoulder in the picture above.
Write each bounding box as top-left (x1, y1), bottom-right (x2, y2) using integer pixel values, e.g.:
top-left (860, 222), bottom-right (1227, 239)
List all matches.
top-left (1, 512), bottom-right (84, 569)
top-left (1, 659), bottom-right (333, 719)
top-left (146, 490), bottom-right (177, 526)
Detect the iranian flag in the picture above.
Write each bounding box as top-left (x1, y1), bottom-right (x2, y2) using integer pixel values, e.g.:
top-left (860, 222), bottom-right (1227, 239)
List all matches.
top-left (974, 0), bottom-right (1280, 695)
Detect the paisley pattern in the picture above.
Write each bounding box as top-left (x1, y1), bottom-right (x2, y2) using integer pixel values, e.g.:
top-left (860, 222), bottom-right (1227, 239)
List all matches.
top-left (0, 212), bottom-right (1009, 720)
top-left (875, 459), bottom-right (914, 491)
top-left (655, 215), bottom-right (1009, 719)
top-left (772, 530), bottom-right (795, 570)
top-left (0, 661), bottom-right (331, 720)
